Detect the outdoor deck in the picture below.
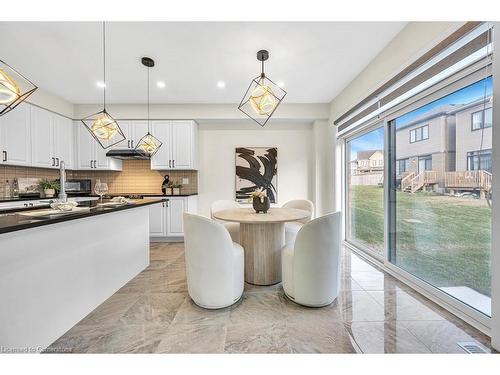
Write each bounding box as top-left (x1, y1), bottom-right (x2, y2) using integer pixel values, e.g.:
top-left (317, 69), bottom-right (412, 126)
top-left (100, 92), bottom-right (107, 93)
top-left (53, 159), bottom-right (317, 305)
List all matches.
top-left (444, 170), bottom-right (492, 193)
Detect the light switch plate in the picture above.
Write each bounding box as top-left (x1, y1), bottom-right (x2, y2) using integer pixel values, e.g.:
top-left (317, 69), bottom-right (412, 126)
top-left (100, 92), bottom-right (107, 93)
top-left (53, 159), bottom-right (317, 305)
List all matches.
top-left (182, 178), bottom-right (189, 185)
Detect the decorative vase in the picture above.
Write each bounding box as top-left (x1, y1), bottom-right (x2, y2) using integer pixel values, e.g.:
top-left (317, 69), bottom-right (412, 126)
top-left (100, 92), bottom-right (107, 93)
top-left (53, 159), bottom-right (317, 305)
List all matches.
top-left (173, 187), bottom-right (180, 195)
top-left (44, 188), bottom-right (55, 198)
top-left (253, 196), bottom-right (270, 213)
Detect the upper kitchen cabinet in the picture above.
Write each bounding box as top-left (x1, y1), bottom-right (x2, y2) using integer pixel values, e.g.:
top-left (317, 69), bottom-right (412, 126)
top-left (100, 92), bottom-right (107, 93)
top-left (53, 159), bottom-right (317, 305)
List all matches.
top-left (31, 106), bottom-right (55, 168)
top-left (0, 103), bottom-right (32, 166)
top-left (108, 120), bottom-right (149, 150)
top-left (151, 120), bottom-right (198, 170)
top-left (31, 106), bottom-right (74, 169)
top-left (75, 121), bottom-right (122, 171)
top-left (53, 114), bottom-right (74, 169)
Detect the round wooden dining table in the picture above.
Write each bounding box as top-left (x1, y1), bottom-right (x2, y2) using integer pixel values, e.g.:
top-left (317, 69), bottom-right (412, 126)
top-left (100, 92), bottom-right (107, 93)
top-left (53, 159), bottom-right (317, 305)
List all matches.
top-left (212, 207), bottom-right (310, 286)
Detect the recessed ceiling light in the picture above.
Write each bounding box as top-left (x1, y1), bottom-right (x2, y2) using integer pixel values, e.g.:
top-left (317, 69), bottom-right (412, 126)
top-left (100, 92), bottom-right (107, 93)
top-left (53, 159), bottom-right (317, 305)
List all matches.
top-left (217, 81), bottom-right (226, 88)
top-left (157, 81), bottom-right (166, 89)
top-left (96, 81), bottom-right (106, 88)
top-left (277, 81), bottom-right (285, 88)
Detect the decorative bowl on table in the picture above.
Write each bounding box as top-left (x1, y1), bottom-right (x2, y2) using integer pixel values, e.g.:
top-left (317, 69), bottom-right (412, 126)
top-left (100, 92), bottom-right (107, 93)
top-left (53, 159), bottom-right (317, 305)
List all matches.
top-left (50, 201), bottom-right (78, 212)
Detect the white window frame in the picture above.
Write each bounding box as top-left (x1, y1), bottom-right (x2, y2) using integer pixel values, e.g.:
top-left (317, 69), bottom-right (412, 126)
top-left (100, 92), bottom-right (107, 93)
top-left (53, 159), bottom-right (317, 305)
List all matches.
top-left (339, 68), bottom-right (493, 336)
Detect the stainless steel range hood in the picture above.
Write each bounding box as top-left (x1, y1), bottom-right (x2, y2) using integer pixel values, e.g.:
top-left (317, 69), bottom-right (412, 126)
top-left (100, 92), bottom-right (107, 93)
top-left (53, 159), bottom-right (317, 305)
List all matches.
top-left (105, 149), bottom-right (150, 160)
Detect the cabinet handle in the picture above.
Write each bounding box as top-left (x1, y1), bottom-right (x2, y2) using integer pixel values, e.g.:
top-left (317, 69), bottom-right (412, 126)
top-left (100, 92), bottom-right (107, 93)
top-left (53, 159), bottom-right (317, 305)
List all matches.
top-left (172, 160), bottom-right (175, 168)
top-left (93, 160), bottom-right (96, 169)
top-left (2, 151), bottom-right (6, 162)
top-left (51, 157), bottom-right (55, 166)
top-left (56, 158), bottom-right (59, 167)
top-left (166, 199), bottom-right (169, 207)
top-left (127, 140), bottom-right (130, 148)
top-left (169, 160), bottom-right (171, 168)
top-left (131, 140), bottom-right (134, 148)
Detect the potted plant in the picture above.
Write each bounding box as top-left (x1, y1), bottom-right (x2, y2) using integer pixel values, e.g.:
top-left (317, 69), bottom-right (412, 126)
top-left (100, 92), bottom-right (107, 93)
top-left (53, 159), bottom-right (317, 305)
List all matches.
top-left (39, 179), bottom-right (60, 198)
top-left (172, 181), bottom-right (182, 195)
top-left (251, 188), bottom-right (270, 213)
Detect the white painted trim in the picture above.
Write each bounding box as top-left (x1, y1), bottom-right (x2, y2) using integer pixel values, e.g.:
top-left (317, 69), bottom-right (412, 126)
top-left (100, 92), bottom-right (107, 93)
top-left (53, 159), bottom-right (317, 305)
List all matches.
top-left (490, 22), bottom-right (500, 352)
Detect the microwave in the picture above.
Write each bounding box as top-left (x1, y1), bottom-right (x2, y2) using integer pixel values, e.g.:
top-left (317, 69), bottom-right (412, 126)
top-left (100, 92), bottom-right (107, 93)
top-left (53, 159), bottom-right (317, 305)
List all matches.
top-left (61, 179), bottom-right (92, 195)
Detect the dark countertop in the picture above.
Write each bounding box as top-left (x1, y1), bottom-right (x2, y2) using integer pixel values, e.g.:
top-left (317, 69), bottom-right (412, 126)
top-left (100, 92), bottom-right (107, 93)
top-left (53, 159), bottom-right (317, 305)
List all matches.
top-left (0, 198), bottom-right (163, 235)
top-left (101, 193), bottom-right (198, 197)
top-left (0, 193), bottom-right (198, 203)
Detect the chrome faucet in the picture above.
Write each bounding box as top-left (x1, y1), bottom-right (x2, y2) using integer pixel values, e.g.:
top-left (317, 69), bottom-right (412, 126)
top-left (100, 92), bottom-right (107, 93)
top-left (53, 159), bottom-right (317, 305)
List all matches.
top-left (58, 160), bottom-right (67, 202)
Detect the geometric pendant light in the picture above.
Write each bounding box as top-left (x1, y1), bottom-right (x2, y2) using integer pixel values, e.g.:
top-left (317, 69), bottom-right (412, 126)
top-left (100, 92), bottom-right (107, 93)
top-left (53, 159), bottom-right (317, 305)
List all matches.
top-left (81, 22), bottom-right (125, 149)
top-left (135, 57), bottom-right (162, 158)
top-left (238, 49), bottom-right (287, 127)
top-left (0, 59), bottom-right (38, 117)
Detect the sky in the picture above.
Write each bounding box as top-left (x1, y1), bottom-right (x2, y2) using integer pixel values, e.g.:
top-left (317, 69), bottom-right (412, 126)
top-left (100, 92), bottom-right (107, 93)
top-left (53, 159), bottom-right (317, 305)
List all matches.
top-left (349, 76), bottom-right (493, 160)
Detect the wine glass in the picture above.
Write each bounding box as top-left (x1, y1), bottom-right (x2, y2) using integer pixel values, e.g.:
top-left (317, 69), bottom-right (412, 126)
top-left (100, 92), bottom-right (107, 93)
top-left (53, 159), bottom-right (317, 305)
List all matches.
top-left (94, 179), bottom-right (109, 203)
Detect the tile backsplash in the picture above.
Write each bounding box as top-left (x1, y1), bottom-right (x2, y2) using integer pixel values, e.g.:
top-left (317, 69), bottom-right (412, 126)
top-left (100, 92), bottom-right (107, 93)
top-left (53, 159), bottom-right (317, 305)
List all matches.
top-left (0, 160), bottom-right (198, 195)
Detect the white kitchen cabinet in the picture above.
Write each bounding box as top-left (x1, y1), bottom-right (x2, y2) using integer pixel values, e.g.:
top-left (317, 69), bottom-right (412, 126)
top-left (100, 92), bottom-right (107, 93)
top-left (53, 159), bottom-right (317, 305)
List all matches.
top-left (53, 114), bottom-right (74, 169)
top-left (151, 120), bottom-right (198, 170)
top-left (31, 106), bottom-right (55, 168)
top-left (75, 121), bottom-right (122, 171)
top-left (149, 200), bottom-right (168, 238)
top-left (31, 106), bottom-right (75, 169)
top-left (109, 120), bottom-right (149, 150)
top-left (0, 103), bottom-right (32, 166)
top-left (148, 195), bottom-right (198, 240)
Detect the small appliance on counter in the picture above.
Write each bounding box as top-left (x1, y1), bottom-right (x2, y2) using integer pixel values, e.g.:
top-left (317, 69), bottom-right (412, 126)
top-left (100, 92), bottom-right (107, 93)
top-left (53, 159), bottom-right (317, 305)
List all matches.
top-left (57, 179), bottom-right (92, 196)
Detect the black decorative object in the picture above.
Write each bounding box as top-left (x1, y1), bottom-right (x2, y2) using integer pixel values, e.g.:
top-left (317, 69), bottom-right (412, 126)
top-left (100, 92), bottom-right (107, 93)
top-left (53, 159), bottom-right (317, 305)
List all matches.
top-left (81, 22), bottom-right (125, 149)
top-left (161, 174), bottom-right (170, 195)
top-left (0, 59), bottom-right (38, 117)
top-left (238, 50), bottom-right (286, 127)
top-left (253, 196), bottom-right (270, 214)
top-left (236, 147), bottom-right (277, 203)
top-left (135, 57), bottom-right (163, 158)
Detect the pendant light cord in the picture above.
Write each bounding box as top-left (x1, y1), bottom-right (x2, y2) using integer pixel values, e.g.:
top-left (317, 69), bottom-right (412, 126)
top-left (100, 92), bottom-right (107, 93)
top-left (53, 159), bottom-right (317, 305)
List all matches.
top-left (103, 21), bottom-right (106, 111)
top-left (147, 64), bottom-right (151, 133)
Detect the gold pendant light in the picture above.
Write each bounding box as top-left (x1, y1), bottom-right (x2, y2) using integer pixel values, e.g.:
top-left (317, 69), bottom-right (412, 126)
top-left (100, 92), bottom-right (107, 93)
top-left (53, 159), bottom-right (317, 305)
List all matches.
top-left (0, 60), bottom-right (37, 116)
top-left (135, 57), bottom-right (162, 158)
top-left (81, 22), bottom-right (125, 149)
top-left (238, 50), bottom-right (286, 127)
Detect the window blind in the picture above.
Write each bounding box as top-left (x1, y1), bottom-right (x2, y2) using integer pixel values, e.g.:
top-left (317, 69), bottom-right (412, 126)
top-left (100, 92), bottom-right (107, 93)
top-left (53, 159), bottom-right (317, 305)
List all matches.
top-left (335, 22), bottom-right (492, 136)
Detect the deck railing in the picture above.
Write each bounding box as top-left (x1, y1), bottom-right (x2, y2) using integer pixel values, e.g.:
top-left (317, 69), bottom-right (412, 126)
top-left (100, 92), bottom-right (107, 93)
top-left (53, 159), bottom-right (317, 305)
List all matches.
top-left (401, 171), bottom-right (438, 193)
top-left (444, 170), bottom-right (492, 191)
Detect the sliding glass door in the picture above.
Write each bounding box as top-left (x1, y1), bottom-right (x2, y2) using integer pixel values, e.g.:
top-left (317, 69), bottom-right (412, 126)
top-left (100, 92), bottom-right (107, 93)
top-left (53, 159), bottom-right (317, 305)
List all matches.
top-left (346, 126), bottom-right (385, 256)
top-left (389, 77), bottom-right (492, 316)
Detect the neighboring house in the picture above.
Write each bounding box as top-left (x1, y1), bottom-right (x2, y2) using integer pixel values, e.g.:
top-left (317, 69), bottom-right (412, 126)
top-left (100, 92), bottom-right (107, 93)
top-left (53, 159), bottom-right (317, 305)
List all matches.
top-left (350, 150), bottom-right (384, 174)
top-left (445, 97), bottom-right (492, 195)
top-left (395, 99), bottom-right (493, 195)
top-left (395, 105), bottom-right (457, 192)
top-left (350, 150), bottom-right (384, 186)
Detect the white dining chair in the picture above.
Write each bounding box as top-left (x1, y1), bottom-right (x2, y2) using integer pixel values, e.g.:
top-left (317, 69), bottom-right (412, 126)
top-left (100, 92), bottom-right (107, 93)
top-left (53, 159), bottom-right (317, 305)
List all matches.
top-left (281, 212), bottom-right (341, 307)
top-left (210, 200), bottom-right (241, 243)
top-left (183, 213), bottom-right (244, 309)
top-left (281, 199), bottom-right (314, 245)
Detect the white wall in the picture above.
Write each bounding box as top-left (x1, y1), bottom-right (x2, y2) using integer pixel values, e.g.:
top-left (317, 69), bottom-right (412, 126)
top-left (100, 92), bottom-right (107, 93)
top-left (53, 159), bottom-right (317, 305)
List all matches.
top-left (328, 22), bottom-right (465, 213)
top-left (490, 21), bottom-right (500, 352)
top-left (27, 87), bottom-right (74, 119)
top-left (197, 121), bottom-right (314, 217)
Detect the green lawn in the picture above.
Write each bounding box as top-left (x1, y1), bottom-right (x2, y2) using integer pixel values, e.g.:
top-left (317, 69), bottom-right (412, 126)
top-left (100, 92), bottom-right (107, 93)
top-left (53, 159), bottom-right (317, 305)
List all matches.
top-left (349, 185), bottom-right (491, 296)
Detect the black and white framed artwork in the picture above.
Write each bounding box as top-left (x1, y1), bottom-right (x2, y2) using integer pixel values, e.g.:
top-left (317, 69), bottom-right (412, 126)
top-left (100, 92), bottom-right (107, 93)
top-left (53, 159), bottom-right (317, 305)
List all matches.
top-left (235, 147), bottom-right (278, 203)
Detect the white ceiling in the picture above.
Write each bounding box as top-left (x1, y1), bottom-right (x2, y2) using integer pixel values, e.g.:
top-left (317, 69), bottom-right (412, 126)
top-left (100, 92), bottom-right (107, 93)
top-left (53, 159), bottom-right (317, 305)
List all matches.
top-left (0, 22), bottom-right (406, 104)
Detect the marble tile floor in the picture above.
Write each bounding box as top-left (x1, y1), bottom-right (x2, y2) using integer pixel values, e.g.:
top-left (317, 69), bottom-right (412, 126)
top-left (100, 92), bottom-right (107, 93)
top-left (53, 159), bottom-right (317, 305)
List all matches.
top-left (45, 243), bottom-right (493, 354)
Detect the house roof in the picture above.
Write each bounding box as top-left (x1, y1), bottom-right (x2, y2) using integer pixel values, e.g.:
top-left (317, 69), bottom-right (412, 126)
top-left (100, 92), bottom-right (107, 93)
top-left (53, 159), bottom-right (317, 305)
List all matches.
top-left (396, 104), bottom-right (461, 131)
top-left (396, 95), bottom-right (492, 131)
top-left (352, 149), bottom-right (382, 161)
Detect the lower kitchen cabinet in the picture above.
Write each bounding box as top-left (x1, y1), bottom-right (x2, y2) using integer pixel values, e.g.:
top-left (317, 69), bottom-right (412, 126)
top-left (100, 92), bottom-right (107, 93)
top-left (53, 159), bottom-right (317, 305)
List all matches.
top-left (148, 195), bottom-right (198, 241)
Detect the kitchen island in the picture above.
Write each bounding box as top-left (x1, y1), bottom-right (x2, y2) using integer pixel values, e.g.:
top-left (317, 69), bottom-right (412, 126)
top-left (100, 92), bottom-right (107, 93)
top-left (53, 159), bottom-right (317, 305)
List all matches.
top-left (0, 198), bottom-right (164, 352)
